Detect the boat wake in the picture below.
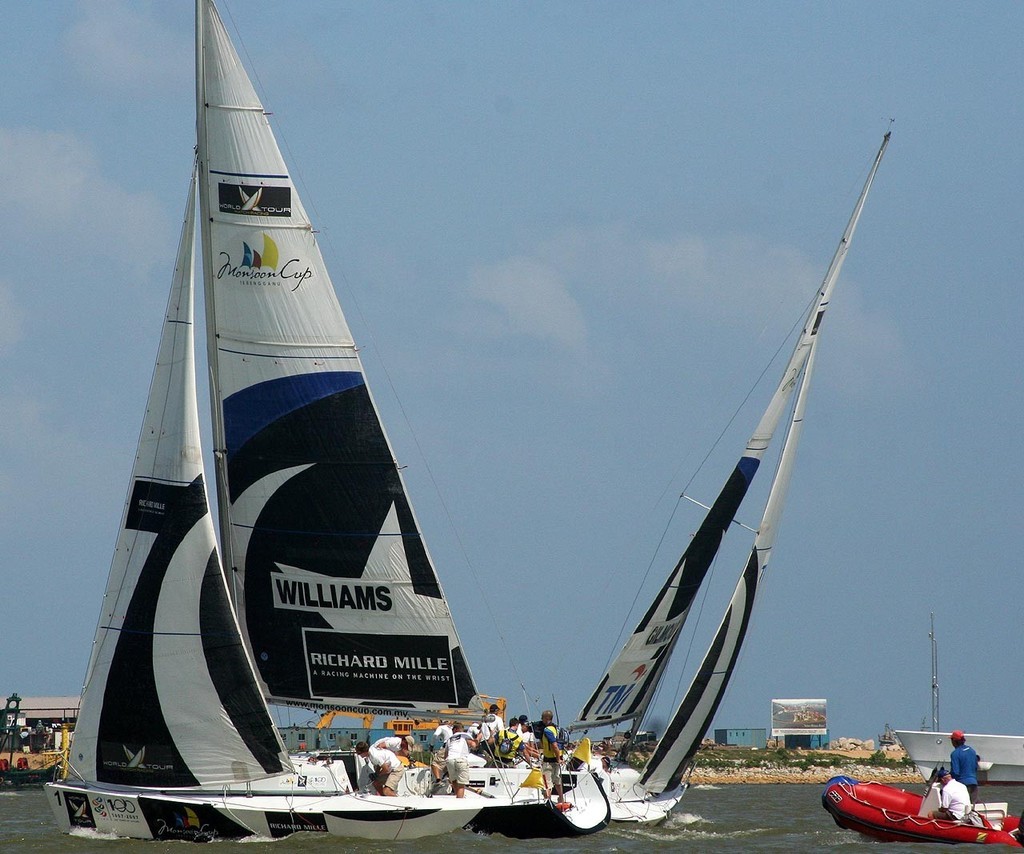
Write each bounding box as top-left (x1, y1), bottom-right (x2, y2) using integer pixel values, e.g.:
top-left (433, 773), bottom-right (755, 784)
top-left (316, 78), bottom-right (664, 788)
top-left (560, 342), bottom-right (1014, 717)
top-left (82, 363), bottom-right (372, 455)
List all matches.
top-left (664, 810), bottom-right (704, 826)
top-left (69, 827), bottom-right (121, 841)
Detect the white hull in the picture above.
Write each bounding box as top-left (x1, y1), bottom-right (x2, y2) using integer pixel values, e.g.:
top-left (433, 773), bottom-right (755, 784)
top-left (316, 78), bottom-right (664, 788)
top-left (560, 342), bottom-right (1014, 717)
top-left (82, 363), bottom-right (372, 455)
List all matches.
top-left (46, 776), bottom-right (483, 842)
top-left (896, 730), bottom-right (1024, 785)
top-left (47, 760), bottom-right (610, 841)
top-left (602, 765), bottom-right (684, 824)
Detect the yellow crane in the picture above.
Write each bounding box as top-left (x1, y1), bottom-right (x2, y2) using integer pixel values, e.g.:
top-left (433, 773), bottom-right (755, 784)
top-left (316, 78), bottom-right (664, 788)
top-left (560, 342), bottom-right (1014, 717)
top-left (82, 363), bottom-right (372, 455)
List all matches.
top-left (316, 696), bottom-right (508, 735)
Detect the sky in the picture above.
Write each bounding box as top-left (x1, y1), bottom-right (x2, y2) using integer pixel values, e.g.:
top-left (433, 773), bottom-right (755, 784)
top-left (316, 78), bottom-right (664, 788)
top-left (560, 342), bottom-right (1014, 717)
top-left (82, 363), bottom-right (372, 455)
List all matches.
top-left (2, 1), bottom-right (1021, 746)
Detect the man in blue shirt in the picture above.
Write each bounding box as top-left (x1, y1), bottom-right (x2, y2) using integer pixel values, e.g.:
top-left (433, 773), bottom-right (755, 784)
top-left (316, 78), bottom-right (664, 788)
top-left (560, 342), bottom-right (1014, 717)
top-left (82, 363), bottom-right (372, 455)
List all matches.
top-left (950, 729), bottom-right (979, 802)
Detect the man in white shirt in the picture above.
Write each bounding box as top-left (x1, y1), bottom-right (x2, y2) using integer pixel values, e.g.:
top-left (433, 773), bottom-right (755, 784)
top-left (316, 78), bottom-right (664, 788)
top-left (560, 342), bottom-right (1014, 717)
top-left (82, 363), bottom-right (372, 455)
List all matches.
top-left (444, 723), bottom-right (478, 798)
top-left (430, 721), bottom-right (453, 788)
top-left (486, 703), bottom-right (505, 733)
top-left (517, 715), bottom-right (539, 759)
top-left (358, 735), bottom-right (413, 796)
top-left (929, 767), bottom-right (971, 821)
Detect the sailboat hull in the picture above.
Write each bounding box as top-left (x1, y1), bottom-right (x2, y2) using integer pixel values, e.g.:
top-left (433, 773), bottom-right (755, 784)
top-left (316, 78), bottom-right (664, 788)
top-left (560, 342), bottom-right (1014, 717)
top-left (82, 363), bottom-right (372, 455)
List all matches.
top-left (466, 767), bottom-right (611, 837)
top-left (46, 762), bottom-right (610, 841)
top-left (46, 779), bottom-right (484, 842)
top-left (605, 766), bottom-right (685, 823)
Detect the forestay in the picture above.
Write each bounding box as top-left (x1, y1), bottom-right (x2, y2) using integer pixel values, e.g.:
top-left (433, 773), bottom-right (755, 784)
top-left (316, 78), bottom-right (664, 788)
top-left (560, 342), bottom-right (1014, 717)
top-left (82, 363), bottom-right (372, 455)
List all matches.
top-left (196, 1), bottom-right (477, 715)
top-left (68, 169), bottom-right (289, 789)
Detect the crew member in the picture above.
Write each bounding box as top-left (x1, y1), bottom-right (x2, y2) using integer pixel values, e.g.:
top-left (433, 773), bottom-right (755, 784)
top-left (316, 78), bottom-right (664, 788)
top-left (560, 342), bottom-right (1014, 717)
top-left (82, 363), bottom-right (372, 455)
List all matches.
top-left (950, 730), bottom-right (980, 802)
top-left (929, 768), bottom-right (971, 821)
top-left (540, 709), bottom-right (564, 803)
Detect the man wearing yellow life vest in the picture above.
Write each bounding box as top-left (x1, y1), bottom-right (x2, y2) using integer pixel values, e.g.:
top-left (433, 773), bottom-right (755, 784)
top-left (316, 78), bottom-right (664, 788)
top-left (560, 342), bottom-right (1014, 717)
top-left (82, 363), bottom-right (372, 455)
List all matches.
top-left (539, 709), bottom-right (564, 803)
top-left (494, 725), bottom-right (525, 766)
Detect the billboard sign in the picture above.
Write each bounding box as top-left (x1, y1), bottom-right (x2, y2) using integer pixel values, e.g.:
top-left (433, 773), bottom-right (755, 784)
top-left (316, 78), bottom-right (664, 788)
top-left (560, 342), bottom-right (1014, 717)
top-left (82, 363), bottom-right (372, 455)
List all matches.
top-left (771, 698), bottom-right (827, 736)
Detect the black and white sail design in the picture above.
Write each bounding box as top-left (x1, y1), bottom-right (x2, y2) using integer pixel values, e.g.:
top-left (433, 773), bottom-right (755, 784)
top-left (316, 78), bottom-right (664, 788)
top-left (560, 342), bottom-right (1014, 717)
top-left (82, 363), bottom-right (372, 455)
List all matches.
top-left (47, 2), bottom-right (614, 841)
top-left (576, 133), bottom-right (890, 800)
top-left (196, 2), bottom-right (477, 715)
top-left (69, 169), bottom-right (289, 789)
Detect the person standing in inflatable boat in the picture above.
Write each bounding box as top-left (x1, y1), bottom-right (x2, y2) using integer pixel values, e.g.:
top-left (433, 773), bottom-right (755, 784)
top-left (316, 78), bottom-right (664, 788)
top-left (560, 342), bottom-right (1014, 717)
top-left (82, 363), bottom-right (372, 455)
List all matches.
top-left (949, 729), bottom-right (980, 802)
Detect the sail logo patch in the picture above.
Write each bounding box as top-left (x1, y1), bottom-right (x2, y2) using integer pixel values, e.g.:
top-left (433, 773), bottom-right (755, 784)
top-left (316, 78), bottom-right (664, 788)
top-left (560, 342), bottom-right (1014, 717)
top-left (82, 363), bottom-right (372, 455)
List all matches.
top-left (217, 233), bottom-right (313, 290)
top-left (303, 630), bottom-right (457, 704)
top-left (126, 480), bottom-right (191, 533)
top-left (98, 741), bottom-right (176, 776)
top-left (272, 570), bottom-right (393, 613)
top-left (645, 622), bottom-right (678, 646)
top-left (274, 578), bottom-right (392, 612)
top-left (218, 182), bottom-right (292, 217)
top-left (593, 683), bottom-right (637, 716)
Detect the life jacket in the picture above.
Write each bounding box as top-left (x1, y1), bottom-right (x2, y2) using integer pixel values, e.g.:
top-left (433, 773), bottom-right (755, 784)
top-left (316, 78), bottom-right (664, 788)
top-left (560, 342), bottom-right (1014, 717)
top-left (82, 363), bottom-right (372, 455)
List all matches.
top-left (496, 728), bottom-right (523, 759)
top-left (541, 724), bottom-right (561, 760)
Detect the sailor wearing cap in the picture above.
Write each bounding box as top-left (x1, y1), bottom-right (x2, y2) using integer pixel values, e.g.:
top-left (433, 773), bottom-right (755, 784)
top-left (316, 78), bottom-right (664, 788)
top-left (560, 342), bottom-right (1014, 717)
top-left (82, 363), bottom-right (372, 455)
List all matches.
top-left (949, 729), bottom-right (980, 801)
top-left (929, 767), bottom-right (971, 821)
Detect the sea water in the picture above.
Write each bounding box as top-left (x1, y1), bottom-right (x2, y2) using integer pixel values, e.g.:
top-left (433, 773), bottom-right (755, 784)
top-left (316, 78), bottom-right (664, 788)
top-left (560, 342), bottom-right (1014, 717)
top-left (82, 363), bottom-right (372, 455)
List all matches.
top-left (3, 783), bottom-right (1019, 852)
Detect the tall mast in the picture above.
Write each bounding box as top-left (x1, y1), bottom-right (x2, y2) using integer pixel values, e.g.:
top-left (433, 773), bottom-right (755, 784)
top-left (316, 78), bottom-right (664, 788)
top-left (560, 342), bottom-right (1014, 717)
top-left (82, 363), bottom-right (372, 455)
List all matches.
top-left (194, 0), bottom-right (236, 597)
top-left (634, 131), bottom-right (891, 794)
top-left (930, 612), bottom-right (940, 732)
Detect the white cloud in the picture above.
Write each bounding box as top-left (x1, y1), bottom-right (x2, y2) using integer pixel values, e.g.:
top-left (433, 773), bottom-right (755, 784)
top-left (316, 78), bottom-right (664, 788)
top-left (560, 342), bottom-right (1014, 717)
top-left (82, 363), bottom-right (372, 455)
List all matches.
top-left (468, 255), bottom-right (587, 351)
top-left (63, 0), bottom-right (190, 92)
top-left (465, 226), bottom-right (817, 351)
top-left (464, 224), bottom-right (906, 393)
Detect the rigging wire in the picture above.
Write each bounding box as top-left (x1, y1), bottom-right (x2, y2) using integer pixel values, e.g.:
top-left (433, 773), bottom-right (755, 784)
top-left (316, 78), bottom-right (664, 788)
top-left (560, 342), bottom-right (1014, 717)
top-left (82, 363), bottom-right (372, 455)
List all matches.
top-left (592, 289), bottom-right (817, 711)
top-left (664, 365), bottom-right (803, 720)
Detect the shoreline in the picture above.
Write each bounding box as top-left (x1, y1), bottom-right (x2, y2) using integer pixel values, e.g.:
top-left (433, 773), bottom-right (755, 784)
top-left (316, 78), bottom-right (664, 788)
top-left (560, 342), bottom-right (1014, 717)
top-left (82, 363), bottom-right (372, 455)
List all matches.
top-left (690, 766), bottom-right (921, 785)
top-left (687, 746), bottom-right (922, 785)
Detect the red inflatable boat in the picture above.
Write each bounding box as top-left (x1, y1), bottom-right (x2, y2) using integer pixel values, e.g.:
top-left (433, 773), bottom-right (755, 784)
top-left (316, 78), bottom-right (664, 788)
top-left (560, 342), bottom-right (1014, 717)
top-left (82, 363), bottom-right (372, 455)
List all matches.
top-left (822, 776), bottom-right (1022, 846)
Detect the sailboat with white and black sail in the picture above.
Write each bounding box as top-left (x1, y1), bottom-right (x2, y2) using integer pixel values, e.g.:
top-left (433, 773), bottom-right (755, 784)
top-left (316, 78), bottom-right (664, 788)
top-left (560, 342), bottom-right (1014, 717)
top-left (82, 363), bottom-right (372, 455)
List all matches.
top-left (45, 0), bottom-right (608, 842)
top-left (571, 132), bottom-right (891, 824)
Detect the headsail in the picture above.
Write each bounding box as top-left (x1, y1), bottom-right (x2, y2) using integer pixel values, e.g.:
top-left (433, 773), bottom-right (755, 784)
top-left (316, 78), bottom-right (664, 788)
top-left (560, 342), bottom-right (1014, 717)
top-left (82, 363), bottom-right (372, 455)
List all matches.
top-left (635, 132), bottom-right (891, 793)
top-left (68, 167), bottom-right (289, 789)
top-left (574, 133), bottom-right (890, 758)
top-left (195, 0), bottom-right (478, 715)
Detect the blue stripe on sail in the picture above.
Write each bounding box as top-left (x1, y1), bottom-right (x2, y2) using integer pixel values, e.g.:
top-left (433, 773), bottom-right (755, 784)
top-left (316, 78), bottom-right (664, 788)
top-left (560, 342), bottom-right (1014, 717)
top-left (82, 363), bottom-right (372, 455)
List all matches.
top-left (737, 456), bottom-right (760, 484)
top-left (223, 371), bottom-right (364, 459)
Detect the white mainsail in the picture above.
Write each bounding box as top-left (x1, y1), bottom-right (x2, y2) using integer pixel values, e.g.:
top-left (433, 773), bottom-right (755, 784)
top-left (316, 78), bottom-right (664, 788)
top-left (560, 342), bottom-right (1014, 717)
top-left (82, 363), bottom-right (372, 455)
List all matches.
top-left (576, 132), bottom-right (891, 800)
top-left (195, 0), bottom-right (478, 715)
top-left (68, 167), bottom-right (289, 789)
